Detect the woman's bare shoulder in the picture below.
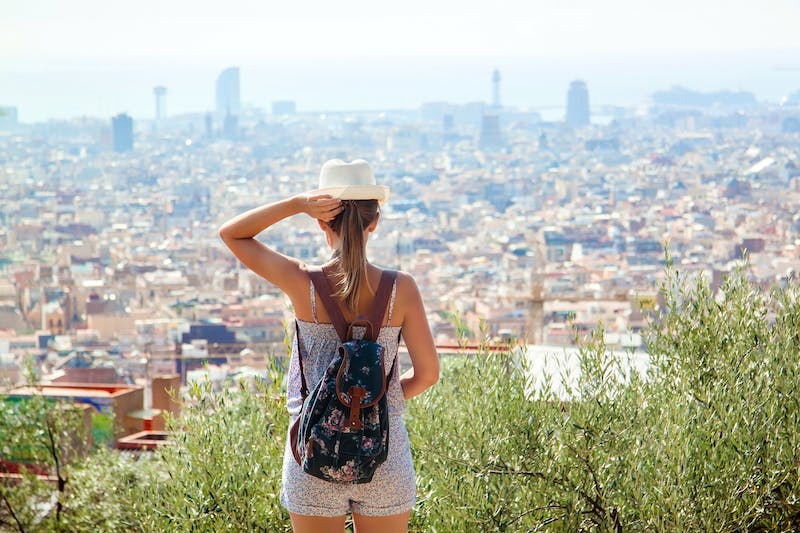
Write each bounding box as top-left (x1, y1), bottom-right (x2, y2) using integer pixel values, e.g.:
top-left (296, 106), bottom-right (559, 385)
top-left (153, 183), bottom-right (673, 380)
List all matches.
top-left (389, 270), bottom-right (424, 318)
top-left (393, 269), bottom-right (418, 290)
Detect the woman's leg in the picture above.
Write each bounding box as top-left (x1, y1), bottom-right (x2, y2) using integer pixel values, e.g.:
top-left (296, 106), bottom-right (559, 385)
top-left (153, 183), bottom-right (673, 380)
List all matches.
top-left (289, 512), bottom-right (347, 533)
top-left (351, 511), bottom-right (411, 533)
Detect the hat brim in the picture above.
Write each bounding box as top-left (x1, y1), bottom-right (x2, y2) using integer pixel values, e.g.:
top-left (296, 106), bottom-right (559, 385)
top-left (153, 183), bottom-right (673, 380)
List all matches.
top-left (311, 185), bottom-right (390, 204)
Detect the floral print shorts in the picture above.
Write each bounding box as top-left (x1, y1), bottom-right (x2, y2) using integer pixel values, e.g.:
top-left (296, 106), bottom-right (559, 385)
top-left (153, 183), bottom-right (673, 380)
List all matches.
top-left (280, 415), bottom-right (416, 517)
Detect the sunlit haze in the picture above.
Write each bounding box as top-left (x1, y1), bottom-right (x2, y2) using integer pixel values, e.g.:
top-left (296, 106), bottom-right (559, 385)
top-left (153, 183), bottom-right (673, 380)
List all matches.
top-left (3, 0), bottom-right (800, 121)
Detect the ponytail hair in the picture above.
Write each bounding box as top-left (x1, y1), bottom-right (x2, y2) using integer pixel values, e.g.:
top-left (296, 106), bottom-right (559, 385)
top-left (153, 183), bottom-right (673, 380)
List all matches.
top-left (326, 199), bottom-right (379, 313)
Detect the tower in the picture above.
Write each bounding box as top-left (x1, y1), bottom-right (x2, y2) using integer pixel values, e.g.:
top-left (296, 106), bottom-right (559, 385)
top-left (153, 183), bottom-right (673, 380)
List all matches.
top-left (525, 236), bottom-right (548, 345)
top-left (153, 86), bottom-right (167, 122)
top-left (479, 113), bottom-right (504, 150)
top-left (566, 80), bottom-right (590, 127)
top-left (112, 113), bottom-right (133, 152)
top-left (215, 67), bottom-right (241, 117)
top-left (526, 280), bottom-right (544, 345)
top-left (492, 69), bottom-right (501, 109)
top-left (223, 112), bottom-right (239, 140)
top-left (443, 113), bottom-right (455, 142)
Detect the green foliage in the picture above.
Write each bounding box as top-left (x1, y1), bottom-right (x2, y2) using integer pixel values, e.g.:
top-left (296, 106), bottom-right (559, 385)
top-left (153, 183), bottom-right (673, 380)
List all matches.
top-left (1, 365), bottom-right (291, 532)
top-left (639, 266), bottom-right (800, 531)
top-left (406, 267), bottom-right (800, 532)
top-left (60, 448), bottom-right (152, 532)
top-left (0, 395), bottom-right (90, 532)
top-left (130, 373), bottom-right (292, 532)
top-left (3, 267), bottom-right (800, 531)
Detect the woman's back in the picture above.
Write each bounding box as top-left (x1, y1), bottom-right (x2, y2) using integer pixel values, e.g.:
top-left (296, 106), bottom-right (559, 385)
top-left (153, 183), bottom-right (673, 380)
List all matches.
top-left (291, 263), bottom-right (405, 328)
top-left (286, 268), bottom-right (405, 419)
top-left (218, 158), bottom-right (438, 532)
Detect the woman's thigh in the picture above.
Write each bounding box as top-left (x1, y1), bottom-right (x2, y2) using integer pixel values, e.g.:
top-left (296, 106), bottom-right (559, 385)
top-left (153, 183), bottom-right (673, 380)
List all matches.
top-left (352, 511), bottom-right (411, 533)
top-left (289, 512), bottom-right (346, 533)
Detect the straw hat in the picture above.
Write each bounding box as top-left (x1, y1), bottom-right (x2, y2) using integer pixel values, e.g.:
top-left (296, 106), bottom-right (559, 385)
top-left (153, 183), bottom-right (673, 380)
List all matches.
top-left (311, 159), bottom-right (389, 203)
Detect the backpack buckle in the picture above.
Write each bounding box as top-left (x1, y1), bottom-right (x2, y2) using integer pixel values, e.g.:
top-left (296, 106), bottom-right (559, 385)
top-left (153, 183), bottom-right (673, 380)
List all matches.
top-left (347, 386), bottom-right (366, 430)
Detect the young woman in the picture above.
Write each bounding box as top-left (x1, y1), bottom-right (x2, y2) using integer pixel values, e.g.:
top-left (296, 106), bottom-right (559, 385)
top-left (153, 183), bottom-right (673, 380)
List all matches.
top-left (218, 159), bottom-right (439, 533)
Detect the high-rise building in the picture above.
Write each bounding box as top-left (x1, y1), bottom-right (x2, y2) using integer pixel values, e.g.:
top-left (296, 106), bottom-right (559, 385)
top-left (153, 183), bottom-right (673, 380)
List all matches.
top-left (479, 113), bottom-right (504, 150)
top-left (441, 113), bottom-right (458, 144)
top-left (215, 67), bottom-right (241, 116)
top-left (112, 113), bottom-right (133, 152)
top-left (153, 86), bottom-right (167, 121)
top-left (223, 113), bottom-right (239, 140)
top-left (566, 80), bottom-right (590, 127)
top-left (492, 69), bottom-right (501, 109)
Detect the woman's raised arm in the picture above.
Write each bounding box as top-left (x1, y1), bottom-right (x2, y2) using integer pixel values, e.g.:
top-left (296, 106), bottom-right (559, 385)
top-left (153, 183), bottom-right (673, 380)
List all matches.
top-left (218, 194), bottom-right (342, 292)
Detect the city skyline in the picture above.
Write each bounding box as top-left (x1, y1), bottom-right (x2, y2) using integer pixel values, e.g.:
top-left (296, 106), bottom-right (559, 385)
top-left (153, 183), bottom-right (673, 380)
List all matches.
top-left (3, 51), bottom-right (799, 124)
top-left (3, 1), bottom-right (800, 122)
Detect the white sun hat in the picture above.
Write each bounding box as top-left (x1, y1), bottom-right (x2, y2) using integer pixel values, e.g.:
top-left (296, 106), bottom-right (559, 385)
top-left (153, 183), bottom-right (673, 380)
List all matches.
top-left (312, 159), bottom-right (390, 204)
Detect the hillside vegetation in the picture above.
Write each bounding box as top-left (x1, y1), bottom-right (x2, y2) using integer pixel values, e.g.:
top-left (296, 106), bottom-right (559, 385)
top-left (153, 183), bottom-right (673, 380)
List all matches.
top-left (2, 266), bottom-right (800, 532)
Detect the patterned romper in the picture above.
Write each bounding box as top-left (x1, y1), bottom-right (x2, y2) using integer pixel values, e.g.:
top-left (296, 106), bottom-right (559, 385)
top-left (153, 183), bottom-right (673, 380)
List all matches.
top-left (280, 278), bottom-right (416, 517)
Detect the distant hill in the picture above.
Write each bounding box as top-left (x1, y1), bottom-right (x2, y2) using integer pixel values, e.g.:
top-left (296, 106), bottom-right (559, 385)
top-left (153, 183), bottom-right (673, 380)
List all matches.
top-left (652, 86), bottom-right (757, 108)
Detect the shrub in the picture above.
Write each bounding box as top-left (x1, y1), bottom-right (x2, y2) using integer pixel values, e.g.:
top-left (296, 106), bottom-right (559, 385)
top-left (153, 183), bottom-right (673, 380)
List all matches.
top-left (4, 266), bottom-right (800, 532)
top-left (128, 370), bottom-right (292, 532)
top-left (406, 266), bottom-right (800, 532)
top-left (0, 386), bottom-right (90, 532)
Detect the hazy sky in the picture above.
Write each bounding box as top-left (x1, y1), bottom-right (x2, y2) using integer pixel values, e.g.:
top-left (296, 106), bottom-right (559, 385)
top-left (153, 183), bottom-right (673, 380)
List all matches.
top-left (3, 0), bottom-right (800, 121)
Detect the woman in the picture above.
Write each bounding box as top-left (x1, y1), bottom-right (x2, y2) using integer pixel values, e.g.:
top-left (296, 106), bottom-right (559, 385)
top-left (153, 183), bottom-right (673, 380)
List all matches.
top-left (218, 159), bottom-right (439, 533)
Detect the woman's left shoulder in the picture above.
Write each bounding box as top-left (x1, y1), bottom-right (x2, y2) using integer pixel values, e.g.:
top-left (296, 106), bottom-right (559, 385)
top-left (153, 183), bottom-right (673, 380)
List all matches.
top-left (386, 269), bottom-right (420, 298)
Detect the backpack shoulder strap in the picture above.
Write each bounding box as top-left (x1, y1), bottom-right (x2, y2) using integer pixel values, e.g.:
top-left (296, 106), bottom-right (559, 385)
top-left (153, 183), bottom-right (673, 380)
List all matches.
top-left (307, 266), bottom-right (349, 342)
top-left (294, 319), bottom-right (308, 399)
top-left (367, 269), bottom-right (397, 342)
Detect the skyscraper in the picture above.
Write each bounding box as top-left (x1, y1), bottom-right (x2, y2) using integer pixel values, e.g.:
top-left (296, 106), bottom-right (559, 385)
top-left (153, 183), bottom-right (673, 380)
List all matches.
top-left (566, 80), bottom-right (590, 127)
top-left (112, 113), bottom-right (133, 152)
top-left (216, 67), bottom-right (241, 116)
top-left (153, 86), bottom-right (167, 121)
top-left (223, 113), bottom-right (239, 140)
top-left (479, 113), bottom-right (504, 150)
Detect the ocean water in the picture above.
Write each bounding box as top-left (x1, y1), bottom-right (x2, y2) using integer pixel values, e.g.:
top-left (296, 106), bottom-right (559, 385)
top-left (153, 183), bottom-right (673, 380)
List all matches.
top-left (3, 49), bottom-right (799, 123)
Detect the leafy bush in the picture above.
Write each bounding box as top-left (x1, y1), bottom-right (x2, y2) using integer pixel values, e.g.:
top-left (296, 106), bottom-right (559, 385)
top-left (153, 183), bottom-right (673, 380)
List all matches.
top-left (128, 370), bottom-right (292, 532)
top-left (4, 266), bottom-right (800, 532)
top-left (1, 368), bottom-right (292, 533)
top-left (1, 388), bottom-right (90, 532)
top-left (406, 266), bottom-right (800, 532)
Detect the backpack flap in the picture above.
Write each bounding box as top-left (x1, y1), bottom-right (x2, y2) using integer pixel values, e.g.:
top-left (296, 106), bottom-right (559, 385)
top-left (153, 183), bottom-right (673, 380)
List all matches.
top-left (335, 339), bottom-right (387, 430)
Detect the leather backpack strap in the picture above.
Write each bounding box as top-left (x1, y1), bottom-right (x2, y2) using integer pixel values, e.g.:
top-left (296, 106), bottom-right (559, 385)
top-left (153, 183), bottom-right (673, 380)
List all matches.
top-left (367, 270), bottom-right (397, 342)
top-left (294, 320), bottom-right (308, 399)
top-left (289, 417), bottom-right (301, 465)
top-left (308, 266), bottom-right (349, 342)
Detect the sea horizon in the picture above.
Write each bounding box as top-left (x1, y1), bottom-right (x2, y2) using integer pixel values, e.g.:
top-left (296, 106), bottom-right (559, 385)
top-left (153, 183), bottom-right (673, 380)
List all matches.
top-left (3, 48), bottom-right (799, 123)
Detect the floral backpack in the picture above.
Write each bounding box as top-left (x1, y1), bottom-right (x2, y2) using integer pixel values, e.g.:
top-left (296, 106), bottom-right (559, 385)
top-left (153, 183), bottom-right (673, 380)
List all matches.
top-left (290, 266), bottom-right (398, 484)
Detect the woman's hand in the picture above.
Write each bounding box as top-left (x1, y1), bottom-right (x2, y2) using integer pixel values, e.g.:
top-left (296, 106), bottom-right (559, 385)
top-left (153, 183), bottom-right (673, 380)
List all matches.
top-left (299, 194), bottom-right (343, 222)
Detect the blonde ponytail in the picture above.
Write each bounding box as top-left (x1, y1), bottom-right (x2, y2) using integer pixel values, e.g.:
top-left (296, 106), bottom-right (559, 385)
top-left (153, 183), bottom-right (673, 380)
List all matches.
top-left (327, 200), bottom-right (379, 314)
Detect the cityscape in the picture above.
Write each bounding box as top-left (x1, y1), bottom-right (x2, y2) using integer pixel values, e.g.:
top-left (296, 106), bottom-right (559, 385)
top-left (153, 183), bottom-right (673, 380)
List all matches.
top-left (4, 0), bottom-right (800, 527)
top-left (1, 60), bottom-right (800, 440)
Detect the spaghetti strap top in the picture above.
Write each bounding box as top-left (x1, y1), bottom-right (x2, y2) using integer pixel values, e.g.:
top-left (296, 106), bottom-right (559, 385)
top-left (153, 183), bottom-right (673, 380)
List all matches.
top-left (288, 275), bottom-right (403, 419)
